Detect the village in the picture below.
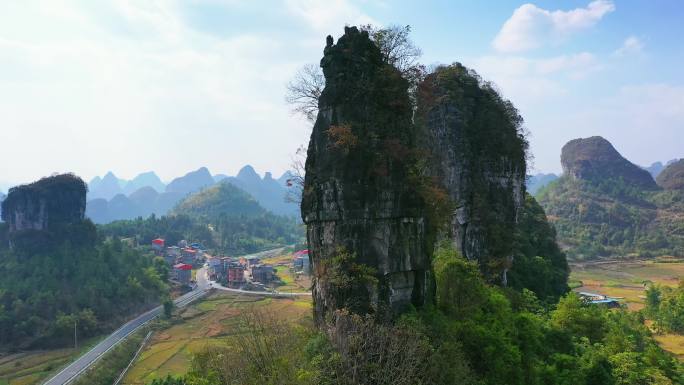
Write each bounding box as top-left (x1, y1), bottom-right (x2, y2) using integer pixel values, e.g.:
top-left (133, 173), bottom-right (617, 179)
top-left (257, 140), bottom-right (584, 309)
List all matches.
top-left (150, 238), bottom-right (310, 291)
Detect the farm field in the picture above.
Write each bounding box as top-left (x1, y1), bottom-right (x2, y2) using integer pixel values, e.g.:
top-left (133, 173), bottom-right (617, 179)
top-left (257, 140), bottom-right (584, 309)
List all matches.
top-left (570, 258), bottom-right (684, 310)
top-left (262, 252), bottom-right (312, 292)
top-left (0, 336), bottom-right (103, 385)
top-left (122, 291), bottom-right (312, 384)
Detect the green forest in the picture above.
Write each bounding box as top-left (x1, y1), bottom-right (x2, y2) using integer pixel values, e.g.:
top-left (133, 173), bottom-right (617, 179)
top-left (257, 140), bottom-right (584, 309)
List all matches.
top-left (153, 243), bottom-right (684, 385)
top-left (538, 176), bottom-right (684, 260)
top-left (0, 221), bottom-right (167, 350)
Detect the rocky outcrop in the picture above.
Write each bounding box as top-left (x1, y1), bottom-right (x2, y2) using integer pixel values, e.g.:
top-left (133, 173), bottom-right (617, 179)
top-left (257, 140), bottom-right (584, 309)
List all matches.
top-left (1, 174), bottom-right (86, 233)
top-left (302, 27), bottom-right (429, 324)
top-left (561, 136), bottom-right (658, 189)
top-left (656, 159), bottom-right (684, 190)
top-left (416, 64), bottom-right (527, 282)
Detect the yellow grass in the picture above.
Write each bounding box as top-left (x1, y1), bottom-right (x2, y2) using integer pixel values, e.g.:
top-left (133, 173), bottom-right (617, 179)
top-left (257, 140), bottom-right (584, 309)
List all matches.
top-left (571, 259), bottom-right (684, 358)
top-left (655, 334), bottom-right (684, 360)
top-left (570, 260), bottom-right (684, 310)
top-left (0, 335), bottom-right (105, 385)
top-left (122, 291), bottom-right (312, 384)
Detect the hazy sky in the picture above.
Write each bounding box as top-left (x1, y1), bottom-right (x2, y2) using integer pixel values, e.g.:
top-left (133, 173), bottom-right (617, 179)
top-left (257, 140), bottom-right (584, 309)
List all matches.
top-left (1, 0), bottom-right (682, 190)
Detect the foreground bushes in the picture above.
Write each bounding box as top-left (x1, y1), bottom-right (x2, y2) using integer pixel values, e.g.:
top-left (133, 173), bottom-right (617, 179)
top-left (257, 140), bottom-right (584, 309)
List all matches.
top-left (152, 245), bottom-right (683, 385)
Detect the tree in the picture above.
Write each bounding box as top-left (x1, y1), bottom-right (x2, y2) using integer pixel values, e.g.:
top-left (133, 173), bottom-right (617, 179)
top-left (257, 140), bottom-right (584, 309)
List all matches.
top-left (360, 24), bottom-right (424, 84)
top-left (285, 24), bottom-right (424, 122)
top-left (285, 63), bottom-right (324, 123)
top-left (163, 298), bottom-right (175, 319)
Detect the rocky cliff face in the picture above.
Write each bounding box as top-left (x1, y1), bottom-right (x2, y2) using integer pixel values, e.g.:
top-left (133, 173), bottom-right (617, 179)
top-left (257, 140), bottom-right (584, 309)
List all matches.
top-left (302, 27), bottom-right (429, 324)
top-left (656, 159), bottom-right (684, 190)
top-left (416, 64), bottom-right (527, 282)
top-left (561, 136), bottom-right (658, 189)
top-left (1, 174), bottom-right (86, 233)
top-left (303, 28), bottom-right (532, 324)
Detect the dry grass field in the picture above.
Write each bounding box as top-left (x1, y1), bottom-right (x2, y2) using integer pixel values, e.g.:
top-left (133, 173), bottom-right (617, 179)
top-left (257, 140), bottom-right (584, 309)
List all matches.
top-left (570, 258), bottom-right (684, 310)
top-left (0, 336), bottom-right (103, 385)
top-left (122, 291), bottom-right (312, 384)
top-left (570, 258), bottom-right (684, 359)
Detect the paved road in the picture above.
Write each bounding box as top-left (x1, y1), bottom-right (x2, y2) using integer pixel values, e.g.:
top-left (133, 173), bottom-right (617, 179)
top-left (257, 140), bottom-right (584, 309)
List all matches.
top-left (42, 271), bottom-right (210, 385)
top-left (42, 246), bottom-right (309, 385)
top-left (210, 279), bottom-right (311, 297)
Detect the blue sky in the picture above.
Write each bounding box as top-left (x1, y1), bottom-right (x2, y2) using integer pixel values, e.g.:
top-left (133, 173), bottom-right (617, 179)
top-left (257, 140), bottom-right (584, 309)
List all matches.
top-left (0, 0), bottom-right (682, 189)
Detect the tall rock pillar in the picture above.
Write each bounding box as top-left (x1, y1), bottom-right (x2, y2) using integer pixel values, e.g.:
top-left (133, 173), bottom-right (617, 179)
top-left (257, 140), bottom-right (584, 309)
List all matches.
top-left (301, 27), bottom-right (429, 325)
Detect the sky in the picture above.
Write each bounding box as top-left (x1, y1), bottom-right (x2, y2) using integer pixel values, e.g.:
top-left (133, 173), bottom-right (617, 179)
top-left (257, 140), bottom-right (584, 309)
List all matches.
top-left (0, 0), bottom-right (682, 190)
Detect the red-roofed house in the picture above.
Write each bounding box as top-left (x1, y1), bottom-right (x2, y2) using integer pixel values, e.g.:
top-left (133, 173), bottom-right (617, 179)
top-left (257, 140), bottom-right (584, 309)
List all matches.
top-left (152, 238), bottom-right (165, 255)
top-left (173, 263), bottom-right (192, 286)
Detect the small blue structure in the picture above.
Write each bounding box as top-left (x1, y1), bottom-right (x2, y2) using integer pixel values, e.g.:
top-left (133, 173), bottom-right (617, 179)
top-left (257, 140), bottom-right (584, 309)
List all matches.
top-left (577, 291), bottom-right (621, 308)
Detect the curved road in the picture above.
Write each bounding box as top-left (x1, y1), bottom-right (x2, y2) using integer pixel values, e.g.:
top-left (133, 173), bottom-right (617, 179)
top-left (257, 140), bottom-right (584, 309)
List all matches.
top-left (42, 247), bottom-right (310, 385)
top-left (42, 273), bottom-right (211, 385)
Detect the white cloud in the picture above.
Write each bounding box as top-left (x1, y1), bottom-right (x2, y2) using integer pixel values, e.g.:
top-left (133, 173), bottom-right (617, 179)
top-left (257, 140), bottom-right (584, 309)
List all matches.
top-left (285, 0), bottom-right (377, 34)
top-left (469, 52), bottom-right (601, 104)
top-left (0, 1), bottom-right (319, 184)
top-left (493, 0), bottom-right (615, 53)
top-left (615, 36), bottom-right (644, 56)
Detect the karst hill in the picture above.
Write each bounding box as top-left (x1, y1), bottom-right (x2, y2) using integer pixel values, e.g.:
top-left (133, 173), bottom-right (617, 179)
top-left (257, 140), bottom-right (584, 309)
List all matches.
top-left (539, 136), bottom-right (684, 259)
top-left (656, 159), bottom-right (684, 190)
top-left (302, 26), bottom-right (563, 325)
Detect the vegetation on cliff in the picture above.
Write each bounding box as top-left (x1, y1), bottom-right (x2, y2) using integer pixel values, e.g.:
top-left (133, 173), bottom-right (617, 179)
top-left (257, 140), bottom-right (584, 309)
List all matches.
top-left (509, 194), bottom-right (569, 302)
top-left (0, 175), bottom-right (167, 350)
top-left (416, 63), bottom-right (528, 281)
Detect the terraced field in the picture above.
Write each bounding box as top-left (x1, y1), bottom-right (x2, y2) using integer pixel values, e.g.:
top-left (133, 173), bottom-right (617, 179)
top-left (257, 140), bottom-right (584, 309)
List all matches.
top-left (122, 291), bottom-right (312, 384)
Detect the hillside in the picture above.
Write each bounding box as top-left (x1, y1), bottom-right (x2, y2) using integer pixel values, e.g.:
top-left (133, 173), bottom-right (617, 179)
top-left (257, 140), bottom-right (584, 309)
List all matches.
top-left (656, 159), bottom-right (684, 190)
top-left (101, 181), bottom-right (303, 255)
top-left (0, 174), bottom-right (166, 350)
top-left (172, 180), bottom-right (264, 218)
top-left (538, 136), bottom-right (684, 259)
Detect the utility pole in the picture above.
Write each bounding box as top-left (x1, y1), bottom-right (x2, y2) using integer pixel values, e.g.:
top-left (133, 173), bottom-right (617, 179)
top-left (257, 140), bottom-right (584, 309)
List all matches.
top-left (74, 319), bottom-right (78, 350)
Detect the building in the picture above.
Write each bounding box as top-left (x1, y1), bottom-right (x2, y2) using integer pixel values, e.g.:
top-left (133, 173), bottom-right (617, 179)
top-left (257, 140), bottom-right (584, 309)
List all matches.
top-left (173, 263), bottom-right (193, 286)
top-left (293, 250), bottom-right (310, 275)
top-left (251, 264), bottom-right (274, 284)
top-left (227, 263), bottom-right (246, 285)
top-left (166, 246), bottom-right (181, 257)
top-left (206, 255), bottom-right (222, 280)
top-left (181, 248), bottom-right (197, 264)
top-left (239, 256), bottom-right (260, 268)
top-left (151, 238), bottom-right (165, 255)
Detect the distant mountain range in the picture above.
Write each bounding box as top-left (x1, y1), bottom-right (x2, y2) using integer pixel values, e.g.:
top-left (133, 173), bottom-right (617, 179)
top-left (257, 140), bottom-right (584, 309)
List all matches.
top-left (643, 159), bottom-right (680, 179)
top-left (527, 173), bottom-right (559, 195)
top-left (85, 166), bottom-right (297, 224)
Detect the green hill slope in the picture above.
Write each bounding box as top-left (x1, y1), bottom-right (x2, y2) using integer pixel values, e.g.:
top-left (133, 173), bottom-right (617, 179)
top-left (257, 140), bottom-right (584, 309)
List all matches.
top-left (538, 137), bottom-right (684, 260)
top-left (102, 181), bottom-right (304, 255)
top-left (172, 181), bottom-right (264, 219)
